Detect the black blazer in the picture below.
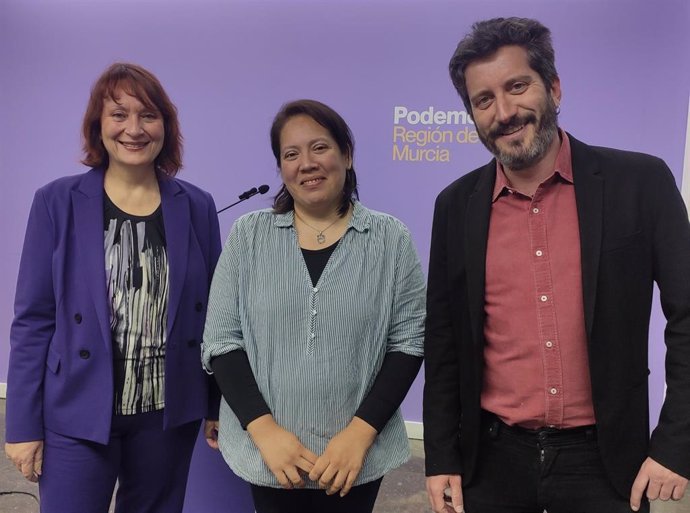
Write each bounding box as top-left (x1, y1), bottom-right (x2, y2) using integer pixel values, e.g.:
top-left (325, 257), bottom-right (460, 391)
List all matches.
top-left (423, 134), bottom-right (690, 497)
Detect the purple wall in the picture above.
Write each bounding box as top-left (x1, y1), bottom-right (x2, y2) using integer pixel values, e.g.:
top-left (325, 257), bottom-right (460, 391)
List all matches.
top-left (2, 1), bottom-right (688, 511)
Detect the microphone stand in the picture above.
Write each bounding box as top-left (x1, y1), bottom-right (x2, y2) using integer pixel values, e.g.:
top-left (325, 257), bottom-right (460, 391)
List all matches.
top-left (217, 185), bottom-right (270, 214)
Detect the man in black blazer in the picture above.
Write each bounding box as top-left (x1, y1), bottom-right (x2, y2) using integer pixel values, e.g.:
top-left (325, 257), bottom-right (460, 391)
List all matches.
top-left (423, 17), bottom-right (690, 513)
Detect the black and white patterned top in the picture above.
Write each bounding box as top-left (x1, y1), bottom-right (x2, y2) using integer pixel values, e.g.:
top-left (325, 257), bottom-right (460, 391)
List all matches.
top-left (104, 193), bottom-right (168, 415)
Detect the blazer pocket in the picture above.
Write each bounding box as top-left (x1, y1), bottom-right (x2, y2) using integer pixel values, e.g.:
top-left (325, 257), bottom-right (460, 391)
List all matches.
top-left (46, 346), bottom-right (61, 374)
top-left (601, 230), bottom-right (642, 253)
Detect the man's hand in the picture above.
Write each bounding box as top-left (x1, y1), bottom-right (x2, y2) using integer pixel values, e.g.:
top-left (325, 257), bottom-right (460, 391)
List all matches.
top-left (308, 417), bottom-right (377, 497)
top-left (5, 441), bottom-right (44, 482)
top-left (426, 474), bottom-right (463, 513)
top-left (204, 420), bottom-right (220, 450)
top-left (630, 457), bottom-right (689, 511)
top-left (247, 414), bottom-right (318, 489)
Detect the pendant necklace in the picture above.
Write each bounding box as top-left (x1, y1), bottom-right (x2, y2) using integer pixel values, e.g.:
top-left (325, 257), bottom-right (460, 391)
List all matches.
top-left (294, 210), bottom-right (340, 244)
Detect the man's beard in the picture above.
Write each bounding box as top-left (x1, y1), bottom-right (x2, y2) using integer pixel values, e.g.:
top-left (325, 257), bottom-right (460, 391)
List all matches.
top-left (477, 98), bottom-right (559, 171)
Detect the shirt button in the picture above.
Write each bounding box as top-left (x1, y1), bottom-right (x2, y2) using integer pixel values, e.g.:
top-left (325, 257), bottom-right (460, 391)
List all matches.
top-left (74, 313), bottom-right (82, 324)
top-left (79, 349), bottom-right (90, 359)
top-left (535, 250), bottom-right (543, 257)
top-left (549, 387), bottom-right (558, 395)
top-left (312, 310), bottom-right (317, 316)
top-left (545, 340), bottom-right (554, 348)
top-left (532, 207), bottom-right (540, 214)
top-left (313, 287), bottom-right (318, 293)
top-left (540, 295), bottom-right (548, 302)
top-left (310, 333), bottom-right (315, 339)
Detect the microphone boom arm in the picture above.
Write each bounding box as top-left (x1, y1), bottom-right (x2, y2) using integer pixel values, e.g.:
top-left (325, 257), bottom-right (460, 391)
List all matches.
top-left (217, 184), bottom-right (270, 214)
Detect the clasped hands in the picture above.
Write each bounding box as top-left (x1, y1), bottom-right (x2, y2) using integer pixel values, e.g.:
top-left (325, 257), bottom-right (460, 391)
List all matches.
top-left (247, 414), bottom-right (377, 497)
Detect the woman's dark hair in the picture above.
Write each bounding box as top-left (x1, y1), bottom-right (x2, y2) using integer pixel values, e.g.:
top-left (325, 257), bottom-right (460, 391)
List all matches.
top-left (270, 99), bottom-right (358, 216)
top-left (449, 17), bottom-right (558, 114)
top-left (81, 62), bottom-right (183, 176)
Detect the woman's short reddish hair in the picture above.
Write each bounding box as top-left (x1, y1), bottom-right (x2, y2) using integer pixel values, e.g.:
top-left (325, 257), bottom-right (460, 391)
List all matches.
top-left (81, 62), bottom-right (183, 176)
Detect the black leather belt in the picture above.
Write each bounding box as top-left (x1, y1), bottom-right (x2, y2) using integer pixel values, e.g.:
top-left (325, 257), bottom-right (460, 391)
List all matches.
top-left (482, 410), bottom-right (597, 446)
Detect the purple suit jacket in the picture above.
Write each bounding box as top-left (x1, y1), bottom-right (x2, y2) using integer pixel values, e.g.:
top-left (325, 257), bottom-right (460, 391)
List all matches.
top-left (6, 168), bottom-right (222, 444)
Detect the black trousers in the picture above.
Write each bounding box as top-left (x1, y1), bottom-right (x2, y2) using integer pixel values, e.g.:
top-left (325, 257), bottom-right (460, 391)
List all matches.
top-left (250, 477), bottom-right (382, 513)
top-left (462, 413), bottom-right (649, 513)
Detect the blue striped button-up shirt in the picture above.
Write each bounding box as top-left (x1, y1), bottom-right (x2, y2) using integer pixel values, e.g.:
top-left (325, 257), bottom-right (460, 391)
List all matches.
top-left (202, 201), bottom-right (425, 488)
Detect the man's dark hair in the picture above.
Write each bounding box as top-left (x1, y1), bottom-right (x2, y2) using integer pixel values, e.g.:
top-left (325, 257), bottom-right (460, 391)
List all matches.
top-left (449, 17), bottom-right (558, 113)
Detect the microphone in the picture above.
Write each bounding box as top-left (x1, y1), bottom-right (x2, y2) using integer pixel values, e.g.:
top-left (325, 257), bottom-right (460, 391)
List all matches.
top-left (238, 187), bottom-right (257, 201)
top-left (217, 184), bottom-right (271, 214)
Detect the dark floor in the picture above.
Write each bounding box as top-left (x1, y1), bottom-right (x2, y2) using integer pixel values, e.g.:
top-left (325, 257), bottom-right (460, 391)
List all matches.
top-left (1, 399), bottom-right (688, 513)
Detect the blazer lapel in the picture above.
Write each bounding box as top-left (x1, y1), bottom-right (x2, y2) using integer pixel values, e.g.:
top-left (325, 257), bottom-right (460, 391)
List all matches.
top-left (72, 168), bottom-right (112, 350)
top-left (159, 177), bottom-right (189, 342)
top-left (465, 162), bottom-right (495, 348)
top-left (570, 135), bottom-right (603, 341)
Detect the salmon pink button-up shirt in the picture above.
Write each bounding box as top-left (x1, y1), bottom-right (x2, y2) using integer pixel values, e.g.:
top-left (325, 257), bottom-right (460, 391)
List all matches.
top-left (481, 132), bottom-right (597, 429)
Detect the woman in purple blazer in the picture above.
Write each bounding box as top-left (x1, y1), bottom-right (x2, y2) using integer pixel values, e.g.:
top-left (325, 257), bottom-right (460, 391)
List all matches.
top-left (4, 63), bottom-right (221, 513)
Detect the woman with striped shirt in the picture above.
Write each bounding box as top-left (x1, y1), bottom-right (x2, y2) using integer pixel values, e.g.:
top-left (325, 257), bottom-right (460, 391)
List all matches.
top-left (202, 99), bottom-right (425, 513)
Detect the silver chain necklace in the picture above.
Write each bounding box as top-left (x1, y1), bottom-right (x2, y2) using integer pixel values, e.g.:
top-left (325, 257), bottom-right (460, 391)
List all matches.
top-left (294, 210), bottom-right (340, 244)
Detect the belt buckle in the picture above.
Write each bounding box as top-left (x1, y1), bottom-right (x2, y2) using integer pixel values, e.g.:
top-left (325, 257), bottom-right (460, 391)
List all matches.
top-left (536, 427), bottom-right (557, 441)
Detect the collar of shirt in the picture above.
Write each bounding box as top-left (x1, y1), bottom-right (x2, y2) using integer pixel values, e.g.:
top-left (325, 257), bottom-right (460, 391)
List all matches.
top-left (492, 129), bottom-right (574, 202)
top-left (274, 200), bottom-right (371, 234)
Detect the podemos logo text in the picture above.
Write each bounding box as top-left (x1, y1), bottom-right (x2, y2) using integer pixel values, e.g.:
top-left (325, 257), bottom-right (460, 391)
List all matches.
top-left (392, 106), bottom-right (479, 162)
